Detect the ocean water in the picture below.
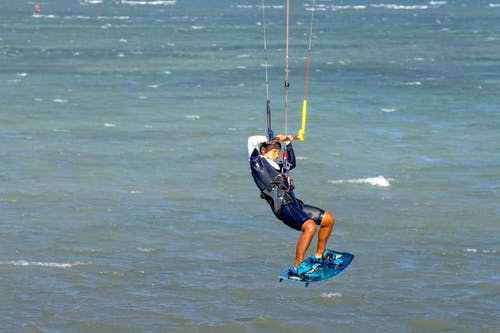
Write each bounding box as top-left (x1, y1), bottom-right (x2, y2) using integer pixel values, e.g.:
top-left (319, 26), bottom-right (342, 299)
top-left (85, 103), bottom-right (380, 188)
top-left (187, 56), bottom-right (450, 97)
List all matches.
top-left (1, 0), bottom-right (499, 332)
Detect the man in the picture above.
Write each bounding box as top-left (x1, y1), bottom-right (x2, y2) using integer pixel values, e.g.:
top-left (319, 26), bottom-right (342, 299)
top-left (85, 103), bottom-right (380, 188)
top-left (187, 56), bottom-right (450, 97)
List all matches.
top-left (248, 134), bottom-right (336, 278)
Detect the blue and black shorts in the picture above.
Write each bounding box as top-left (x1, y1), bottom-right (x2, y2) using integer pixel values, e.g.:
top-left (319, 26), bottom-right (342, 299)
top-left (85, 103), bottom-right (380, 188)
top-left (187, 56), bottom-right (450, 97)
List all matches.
top-left (279, 203), bottom-right (325, 231)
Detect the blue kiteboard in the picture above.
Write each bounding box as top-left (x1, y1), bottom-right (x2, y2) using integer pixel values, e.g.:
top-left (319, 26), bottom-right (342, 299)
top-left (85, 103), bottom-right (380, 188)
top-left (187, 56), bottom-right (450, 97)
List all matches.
top-left (278, 250), bottom-right (354, 287)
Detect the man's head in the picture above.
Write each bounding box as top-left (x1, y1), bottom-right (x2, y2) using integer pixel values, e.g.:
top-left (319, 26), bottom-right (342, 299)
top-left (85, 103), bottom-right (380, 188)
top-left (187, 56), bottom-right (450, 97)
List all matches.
top-left (260, 141), bottom-right (281, 161)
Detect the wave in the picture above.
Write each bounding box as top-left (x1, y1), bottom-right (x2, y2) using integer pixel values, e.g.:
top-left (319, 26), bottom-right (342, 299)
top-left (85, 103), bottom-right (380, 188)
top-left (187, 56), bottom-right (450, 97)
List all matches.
top-left (0, 260), bottom-right (89, 269)
top-left (328, 176), bottom-right (391, 187)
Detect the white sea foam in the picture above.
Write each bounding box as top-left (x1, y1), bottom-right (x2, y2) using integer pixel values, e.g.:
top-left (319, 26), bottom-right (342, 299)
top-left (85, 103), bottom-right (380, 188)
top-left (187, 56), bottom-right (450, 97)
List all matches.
top-left (381, 108), bottom-right (397, 113)
top-left (136, 247), bottom-right (157, 253)
top-left (371, 4), bottom-right (428, 10)
top-left (0, 260), bottom-right (87, 268)
top-left (332, 5), bottom-right (367, 11)
top-left (401, 81), bottom-right (422, 86)
top-left (121, 0), bottom-right (176, 5)
top-left (429, 1), bottom-right (447, 6)
top-left (35, 14), bottom-right (57, 18)
top-left (321, 292), bottom-right (342, 298)
top-left (185, 114), bottom-right (200, 120)
top-left (310, 5), bottom-right (328, 12)
top-left (488, 4), bottom-right (500, 8)
top-left (97, 16), bottom-right (130, 20)
top-left (465, 248), bottom-right (496, 254)
top-left (328, 176), bottom-right (391, 187)
top-left (235, 5), bottom-right (253, 9)
top-left (65, 15), bottom-right (91, 20)
top-left (328, 3), bottom-right (442, 11)
top-left (243, 5), bottom-right (284, 10)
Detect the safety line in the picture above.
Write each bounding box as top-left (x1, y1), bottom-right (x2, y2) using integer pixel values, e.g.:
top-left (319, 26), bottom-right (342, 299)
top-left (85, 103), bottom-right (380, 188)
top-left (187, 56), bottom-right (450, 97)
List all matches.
top-left (284, 0), bottom-right (290, 137)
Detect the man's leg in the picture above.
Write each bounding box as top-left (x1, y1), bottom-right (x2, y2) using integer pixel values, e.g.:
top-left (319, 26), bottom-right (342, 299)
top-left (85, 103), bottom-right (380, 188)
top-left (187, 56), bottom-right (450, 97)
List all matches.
top-left (314, 211), bottom-right (335, 258)
top-left (294, 219), bottom-right (317, 269)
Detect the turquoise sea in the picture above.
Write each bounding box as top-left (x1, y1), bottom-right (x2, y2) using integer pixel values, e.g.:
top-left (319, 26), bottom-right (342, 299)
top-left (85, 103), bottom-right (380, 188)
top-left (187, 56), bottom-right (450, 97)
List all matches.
top-left (1, 0), bottom-right (499, 332)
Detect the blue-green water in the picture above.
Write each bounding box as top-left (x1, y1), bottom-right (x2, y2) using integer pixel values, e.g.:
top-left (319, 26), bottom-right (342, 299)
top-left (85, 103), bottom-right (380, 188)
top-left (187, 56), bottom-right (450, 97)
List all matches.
top-left (1, 1), bottom-right (499, 332)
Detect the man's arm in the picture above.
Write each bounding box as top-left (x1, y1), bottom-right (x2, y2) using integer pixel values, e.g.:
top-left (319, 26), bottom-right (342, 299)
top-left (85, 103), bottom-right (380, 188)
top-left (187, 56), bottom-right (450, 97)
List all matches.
top-left (247, 135), bottom-right (267, 159)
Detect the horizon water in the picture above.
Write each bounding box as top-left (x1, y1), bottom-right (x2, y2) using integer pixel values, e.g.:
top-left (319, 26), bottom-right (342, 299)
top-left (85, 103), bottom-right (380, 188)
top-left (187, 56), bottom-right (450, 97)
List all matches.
top-left (1, 1), bottom-right (499, 332)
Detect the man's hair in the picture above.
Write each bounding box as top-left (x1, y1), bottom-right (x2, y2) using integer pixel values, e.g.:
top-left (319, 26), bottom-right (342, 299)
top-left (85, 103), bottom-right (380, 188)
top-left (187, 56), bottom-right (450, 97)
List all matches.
top-left (260, 141), bottom-right (281, 154)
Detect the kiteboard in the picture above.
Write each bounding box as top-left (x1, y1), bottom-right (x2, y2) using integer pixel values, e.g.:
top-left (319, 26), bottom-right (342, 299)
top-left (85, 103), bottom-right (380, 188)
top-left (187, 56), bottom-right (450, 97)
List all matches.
top-left (278, 250), bottom-right (354, 287)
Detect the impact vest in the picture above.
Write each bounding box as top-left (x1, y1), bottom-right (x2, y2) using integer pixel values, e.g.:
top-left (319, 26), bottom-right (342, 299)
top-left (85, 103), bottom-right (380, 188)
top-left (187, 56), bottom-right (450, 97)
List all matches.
top-left (249, 145), bottom-right (301, 218)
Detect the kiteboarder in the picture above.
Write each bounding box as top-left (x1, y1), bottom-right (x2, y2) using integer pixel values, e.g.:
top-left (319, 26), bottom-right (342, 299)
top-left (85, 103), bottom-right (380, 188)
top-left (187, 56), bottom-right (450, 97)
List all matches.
top-left (248, 134), bottom-right (335, 278)
top-left (33, 3), bottom-right (41, 17)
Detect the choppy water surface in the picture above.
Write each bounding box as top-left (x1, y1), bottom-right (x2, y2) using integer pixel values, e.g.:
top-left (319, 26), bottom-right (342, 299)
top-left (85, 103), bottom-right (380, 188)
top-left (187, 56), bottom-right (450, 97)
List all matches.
top-left (1, 1), bottom-right (498, 332)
